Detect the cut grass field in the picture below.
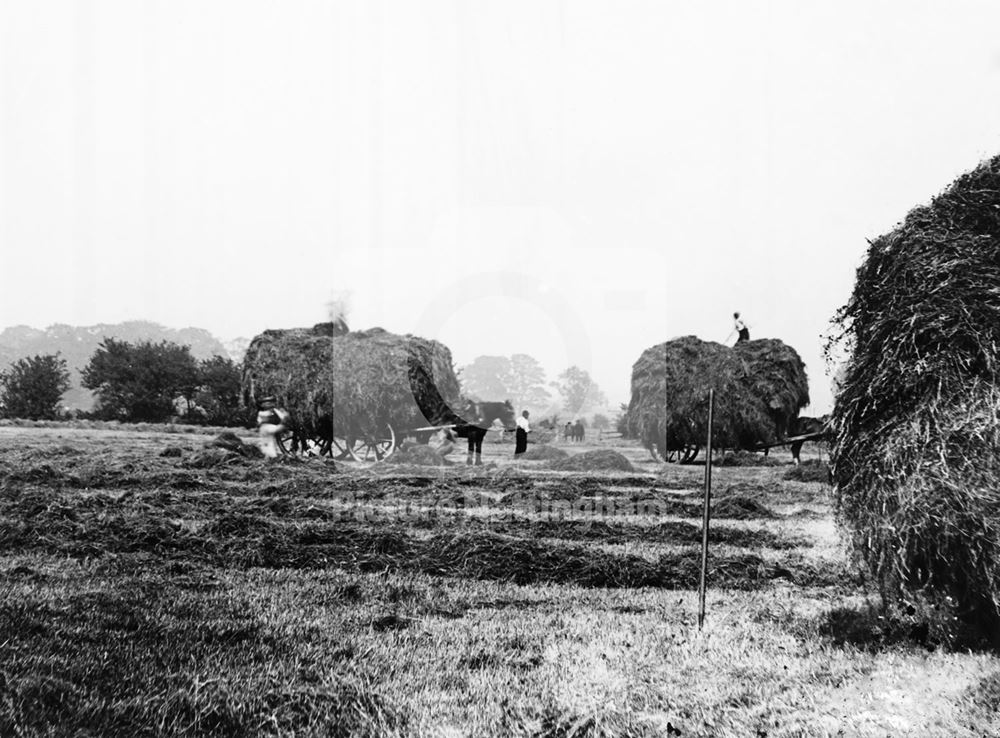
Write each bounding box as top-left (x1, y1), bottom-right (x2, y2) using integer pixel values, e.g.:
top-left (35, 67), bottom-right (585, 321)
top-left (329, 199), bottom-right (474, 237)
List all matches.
top-left (0, 425), bottom-right (997, 737)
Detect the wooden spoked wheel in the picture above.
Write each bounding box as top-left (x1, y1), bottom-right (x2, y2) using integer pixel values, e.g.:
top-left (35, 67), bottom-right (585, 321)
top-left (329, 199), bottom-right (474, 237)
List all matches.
top-left (276, 430), bottom-right (352, 460)
top-left (347, 425), bottom-right (397, 463)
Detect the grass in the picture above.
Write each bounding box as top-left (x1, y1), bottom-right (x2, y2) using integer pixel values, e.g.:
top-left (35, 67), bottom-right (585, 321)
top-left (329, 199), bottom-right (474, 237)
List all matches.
top-left (0, 425), bottom-right (998, 736)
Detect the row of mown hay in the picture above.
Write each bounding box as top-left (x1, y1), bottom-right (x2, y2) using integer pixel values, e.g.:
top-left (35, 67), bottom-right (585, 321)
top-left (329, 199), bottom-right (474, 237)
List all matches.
top-left (831, 155), bottom-right (1000, 640)
top-left (625, 336), bottom-right (809, 459)
top-left (241, 322), bottom-right (462, 441)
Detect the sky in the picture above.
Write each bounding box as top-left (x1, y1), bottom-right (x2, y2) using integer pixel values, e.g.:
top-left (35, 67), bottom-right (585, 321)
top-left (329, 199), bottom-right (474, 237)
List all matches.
top-left (2, 1), bottom-right (999, 414)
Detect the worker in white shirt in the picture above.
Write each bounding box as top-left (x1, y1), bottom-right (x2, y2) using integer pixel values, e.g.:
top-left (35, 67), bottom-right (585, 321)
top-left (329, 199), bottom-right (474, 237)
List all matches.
top-left (514, 410), bottom-right (531, 457)
top-left (726, 312), bottom-right (751, 344)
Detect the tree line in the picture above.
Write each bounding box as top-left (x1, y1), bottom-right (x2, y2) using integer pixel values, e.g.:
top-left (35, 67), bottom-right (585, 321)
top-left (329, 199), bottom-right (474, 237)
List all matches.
top-left (0, 341), bottom-right (614, 428)
top-left (0, 339), bottom-right (243, 425)
top-left (459, 354), bottom-right (607, 417)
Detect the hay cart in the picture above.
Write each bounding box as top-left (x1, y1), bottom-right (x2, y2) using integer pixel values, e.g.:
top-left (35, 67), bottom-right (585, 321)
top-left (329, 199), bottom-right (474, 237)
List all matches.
top-left (244, 323), bottom-right (467, 464)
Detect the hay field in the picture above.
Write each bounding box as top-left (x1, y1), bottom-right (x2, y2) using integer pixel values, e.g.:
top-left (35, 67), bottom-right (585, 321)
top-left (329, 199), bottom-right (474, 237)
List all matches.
top-left (1, 425), bottom-right (997, 737)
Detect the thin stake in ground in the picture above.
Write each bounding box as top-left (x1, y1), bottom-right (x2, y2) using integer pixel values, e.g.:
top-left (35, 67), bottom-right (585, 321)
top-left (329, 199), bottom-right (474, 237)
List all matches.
top-left (698, 388), bottom-right (715, 629)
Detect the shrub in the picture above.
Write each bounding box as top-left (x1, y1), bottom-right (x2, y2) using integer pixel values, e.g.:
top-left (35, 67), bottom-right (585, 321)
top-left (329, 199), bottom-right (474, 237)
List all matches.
top-left (0, 354), bottom-right (70, 420)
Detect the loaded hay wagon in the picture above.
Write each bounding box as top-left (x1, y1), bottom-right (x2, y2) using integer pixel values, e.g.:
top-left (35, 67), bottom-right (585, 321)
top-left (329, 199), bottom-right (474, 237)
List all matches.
top-left (242, 321), bottom-right (464, 462)
top-left (625, 336), bottom-right (810, 463)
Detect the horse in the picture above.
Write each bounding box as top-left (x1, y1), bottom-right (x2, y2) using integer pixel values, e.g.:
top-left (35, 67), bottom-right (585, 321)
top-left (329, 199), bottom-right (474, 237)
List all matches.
top-left (404, 351), bottom-right (516, 465)
top-left (451, 400), bottom-right (516, 466)
top-left (789, 415), bottom-right (831, 465)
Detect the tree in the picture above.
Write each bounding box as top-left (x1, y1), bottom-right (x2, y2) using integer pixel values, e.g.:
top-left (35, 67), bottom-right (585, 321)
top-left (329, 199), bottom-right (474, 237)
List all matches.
top-left (591, 413), bottom-right (610, 431)
top-left (192, 356), bottom-right (244, 426)
top-left (554, 366), bottom-right (607, 416)
top-left (0, 354), bottom-right (70, 419)
top-left (507, 354), bottom-right (551, 411)
top-left (615, 403), bottom-right (630, 437)
top-left (82, 339), bottom-right (200, 422)
top-left (459, 356), bottom-right (513, 402)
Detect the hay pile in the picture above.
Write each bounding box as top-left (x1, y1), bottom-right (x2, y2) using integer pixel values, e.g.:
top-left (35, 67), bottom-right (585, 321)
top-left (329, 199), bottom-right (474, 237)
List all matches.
top-left (784, 460), bottom-right (831, 484)
top-left (626, 336), bottom-right (809, 460)
top-left (384, 444), bottom-right (452, 467)
top-left (242, 322), bottom-right (462, 442)
top-left (518, 445), bottom-right (569, 462)
top-left (546, 450), bottom-right (635, 472)
top-left (715, 450), bottom-right (782, 467)
top-left (831, 155), bottom-right (1000, 638)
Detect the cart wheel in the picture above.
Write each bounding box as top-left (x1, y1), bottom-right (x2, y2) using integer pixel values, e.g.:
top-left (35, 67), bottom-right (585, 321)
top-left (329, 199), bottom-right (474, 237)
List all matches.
top-left (275, 431), bottom-right (296, 457)
top-left (276, 431), bottom-right (348, 459)
top-left (330, 435), bottom-right (352, 460)
top-left (347, 425), bottom-right (397, 463)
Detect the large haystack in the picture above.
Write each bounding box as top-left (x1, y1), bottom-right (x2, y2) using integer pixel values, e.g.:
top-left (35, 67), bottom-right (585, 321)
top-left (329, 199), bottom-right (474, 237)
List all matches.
top-left (626, 336), bottom-right (808, 460)
top-left (242, 322), bottom-right (462, 441)
top-left (831, 155), bottom-right (1000, 637)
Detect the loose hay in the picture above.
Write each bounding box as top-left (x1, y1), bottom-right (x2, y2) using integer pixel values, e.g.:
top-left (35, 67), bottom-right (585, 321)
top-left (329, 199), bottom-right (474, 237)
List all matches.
top-left (783, 460), bottom-right (831, 484)
top-left (207, 432), bottom-right (264, 459)
top-left (712, 495), bottom-right (777, 520)
top-left (545, 450), bottom-right (635, 472)
top-left (716, 450), bottom-right (783, 467)
top-left (517, 445), bottom-right (569, 462)
top-left (831, 154), bottom-right (1000, 639)
top-left (626, 336), bottom-right (809, 460)
top-left (384, 444), bottom-right (452, 467)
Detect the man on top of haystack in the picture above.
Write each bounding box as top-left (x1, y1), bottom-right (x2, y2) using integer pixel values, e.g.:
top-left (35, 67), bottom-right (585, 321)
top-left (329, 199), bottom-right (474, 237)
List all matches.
top-left (256, 396), bottom-right (290, 458)
top-left (728, 312), bottom-right (750, 344)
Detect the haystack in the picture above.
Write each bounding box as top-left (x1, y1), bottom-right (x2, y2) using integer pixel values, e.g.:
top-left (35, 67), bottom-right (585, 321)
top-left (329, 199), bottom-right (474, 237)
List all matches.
top-left (519, 445), bottom-right (570, 462)
top-left (626, 336), bottom-right (808, 460)
top-left (832, 155), bottom-right (1000, 638)
top-left (242, 322), bottom-right (462, 442)
top-left (547, 450), bottom-right (635, 472)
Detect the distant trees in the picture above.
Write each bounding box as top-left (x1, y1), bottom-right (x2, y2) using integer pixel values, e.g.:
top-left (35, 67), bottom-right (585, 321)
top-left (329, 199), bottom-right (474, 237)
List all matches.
top-left (460, 356), bottom-right (512, 402)
top-left (615, 403), bottom-right (630, 437)
top-left (82, 339), bottom-right (246, 424)
top-left (508, 354), bottom-right (552, 410)
top-left (591, 413), bottom-right (610, 432)
top-left (193, 356), bottom-right (244, 426)
top-left (0, 353), bottom-right (71, 420)
top-left (554, 366), bottom-right (607, 417)
top-left (459, 354), bottom-right (551, 412)
top-left (83, 339), bottom-right (200, 422)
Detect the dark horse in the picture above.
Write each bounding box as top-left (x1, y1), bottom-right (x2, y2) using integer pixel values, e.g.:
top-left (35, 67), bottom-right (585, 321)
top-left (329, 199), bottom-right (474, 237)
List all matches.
top-left (789, 415), bottom-right (831, 464)
top-left (451, 400), bottom-right (515, 466)
top-left (407, 353), bottom-right (515, 466)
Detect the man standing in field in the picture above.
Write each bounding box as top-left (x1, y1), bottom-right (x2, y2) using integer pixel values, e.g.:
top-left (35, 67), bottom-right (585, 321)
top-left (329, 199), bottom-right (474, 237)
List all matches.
top-left (256, 396), bottom-right (290, 458)
top-left (514, 410), bottom-right (531, 457)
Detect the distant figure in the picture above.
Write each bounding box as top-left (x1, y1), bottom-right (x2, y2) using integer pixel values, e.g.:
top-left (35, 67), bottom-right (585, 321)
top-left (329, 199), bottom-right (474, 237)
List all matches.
top-left (574, 420), bottom-right (585, 443)
top-left (729, 312), bottom-right (750, 344)
top-left (514, 410), bottom-right (531, 457)
top-left (564, 422), bottom-right (573, 443)
top-left (256, 396), bottom-right (290, 459)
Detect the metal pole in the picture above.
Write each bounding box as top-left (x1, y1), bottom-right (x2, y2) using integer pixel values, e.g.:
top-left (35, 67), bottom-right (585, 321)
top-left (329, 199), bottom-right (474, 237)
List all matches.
top-left (698, 388), bottom-right (715, 629)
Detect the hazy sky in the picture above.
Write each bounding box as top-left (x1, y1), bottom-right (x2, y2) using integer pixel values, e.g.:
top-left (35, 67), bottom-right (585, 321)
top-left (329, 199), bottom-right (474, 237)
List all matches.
top-left (2, 1), bottom-right (999, 413)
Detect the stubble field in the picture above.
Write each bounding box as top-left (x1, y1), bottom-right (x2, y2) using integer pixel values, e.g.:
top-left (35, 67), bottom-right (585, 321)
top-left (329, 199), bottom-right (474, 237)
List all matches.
top-left (0, 424), bottom-right (998, 737)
